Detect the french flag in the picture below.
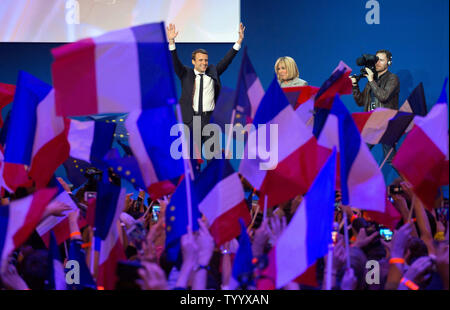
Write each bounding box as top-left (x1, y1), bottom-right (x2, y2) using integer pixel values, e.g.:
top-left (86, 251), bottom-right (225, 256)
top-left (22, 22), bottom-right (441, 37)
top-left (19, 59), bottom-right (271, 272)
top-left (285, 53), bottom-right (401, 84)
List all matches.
top-left (51, 22), bottom-right (177, 117)
top-left (3, 71), bottom-right (70, 189)
top-left (233, 47), bottom-right (265, 124)
top-left (292, 86), bottom-right (320, 128)
top-left (313, 61), bottom-right (353, 138)
top-left (125, 108), bottom-right (184, 198)
top-left (195, 158), bottom-right (251, 246)
top-left (317, 95), bottom-right (386, 212)
top-left (36, 183), bottom-right (79, 247)
top-left (239, 77), bottom-right (331, 208)
top-left (399, 82), bottom-right (427, 116)
top-left (0, 82), bottom-right (15, 128)
top-left (393, 80), bottom-right (449, 209)
top-left (0, 188), bottom-right (56, 270)
top-left (0, 146), bottom-right (15, 193)
top-left (283, 85), bottom-right (319, 111)
top-left (352, 108), bottom-right (414, 146)
top-left (95, 178), bottom-right (127, 290)
top-left (67, 119), bottom-right (116, 168)
top-left (261, 150), bottom-right (336, 289)
top-left (229, 220), bottom-right (254, 289)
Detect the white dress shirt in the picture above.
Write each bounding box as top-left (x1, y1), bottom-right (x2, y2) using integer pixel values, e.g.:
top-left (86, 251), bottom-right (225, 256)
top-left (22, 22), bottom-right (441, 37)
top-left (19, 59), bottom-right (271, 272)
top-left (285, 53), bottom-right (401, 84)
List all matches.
top-left (193, 69), bottom-right (214, 112)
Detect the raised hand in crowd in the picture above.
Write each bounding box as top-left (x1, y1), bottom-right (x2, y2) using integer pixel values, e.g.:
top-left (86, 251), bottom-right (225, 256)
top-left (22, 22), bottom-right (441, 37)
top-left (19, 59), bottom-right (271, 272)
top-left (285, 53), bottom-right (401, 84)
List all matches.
top-left (332, 235), bottom-right (347, 272)
top-left (175, 226), bottom-right (198, 289)
top-left (220, 240), bottom-right (237, 290)
top-left (140, 219), bottom-right (165, 263)
top-left (124, 193), bottom-right (134, 213)
top-left (192, 219), bottom-right (215, 290)
top-left (137, 261), bottom-right (168, 290)
top-left (385, 222), bottom-right (413, 289)
top-left (40, 201), bottom-right (73, 222)
top-left (0, 259), bottom-right (29, 290)
top-left (252, 219), bottom-right (270, 257)
top-left (390, 222), bottom-right (413, 261)
top-left (398, 256), bottom-right (434, 290)
top-left (268, 215), bottom-right (287, 246)
top-left (68, 208), bottom-right (82, 241)
top-left (196, 219), bottom-right (215, 266)
top-left (352, 226), bottom-right (379, 249)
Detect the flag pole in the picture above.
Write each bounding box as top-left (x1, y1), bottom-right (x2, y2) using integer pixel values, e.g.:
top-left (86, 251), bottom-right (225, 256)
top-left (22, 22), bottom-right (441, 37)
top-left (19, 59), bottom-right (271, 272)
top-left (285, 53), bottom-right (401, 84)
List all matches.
top-left (247, 204), bottom-right (260, 234)
top-left (64, 240), bottom-right (69, 259)
top-left (325, 243), bottom-right (334, 290)
top-left (342, 212), bottom-right (351, 270)
top-left (379, 147), bottom-right (394, 170)
top-left (89, 228), bottom-right (95, 276)
top-left (263, 195), bottom-right (268, 222)
top-left (175, 104), bottom-right (194, 231)
top-left (225, 109), bottom-right (236, 159)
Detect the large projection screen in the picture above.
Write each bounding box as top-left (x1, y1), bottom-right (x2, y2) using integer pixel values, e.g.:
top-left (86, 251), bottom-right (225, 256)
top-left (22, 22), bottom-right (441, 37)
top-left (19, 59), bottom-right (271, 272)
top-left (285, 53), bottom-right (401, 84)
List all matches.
top-left (0, 0), bottom-right (241, 43)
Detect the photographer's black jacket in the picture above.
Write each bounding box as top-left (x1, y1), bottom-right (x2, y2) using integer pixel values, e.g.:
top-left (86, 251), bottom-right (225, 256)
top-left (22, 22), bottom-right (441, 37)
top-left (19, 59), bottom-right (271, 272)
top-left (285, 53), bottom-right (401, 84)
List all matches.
top-left (352, 71), bottom-right (400, 112)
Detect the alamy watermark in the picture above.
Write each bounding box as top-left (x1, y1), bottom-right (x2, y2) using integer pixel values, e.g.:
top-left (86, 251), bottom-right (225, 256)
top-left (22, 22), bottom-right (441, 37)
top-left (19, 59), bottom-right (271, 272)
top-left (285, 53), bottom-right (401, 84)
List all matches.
top-left (65, 260), bottom-right (80, 285)
top-left (170, 116), bottom-right (279, 170)
top-left (65, 0), bottom-right (80, 25)
top-left (366, 0), bottom-right (380, 25)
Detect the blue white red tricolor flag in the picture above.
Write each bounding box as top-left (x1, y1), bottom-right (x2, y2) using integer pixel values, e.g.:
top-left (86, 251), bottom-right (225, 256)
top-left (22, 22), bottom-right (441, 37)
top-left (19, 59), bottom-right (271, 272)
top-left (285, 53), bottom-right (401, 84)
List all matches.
top-left (3, 71), bottom-right (70, 189)
top-left (260, 150), bottom-right (336, 289)
top-left (316, 96), bottom-right (386, 212)
top-left (0, 188), bottom-right (56, 270)
top-left (51, 22), bottom-right (177, 117)
top-left (195, 158), bottom-right (251, 246)
top-left (239, 78), bottom-right (331, 208)
top-left (393, 79), bottom-right (449, 209)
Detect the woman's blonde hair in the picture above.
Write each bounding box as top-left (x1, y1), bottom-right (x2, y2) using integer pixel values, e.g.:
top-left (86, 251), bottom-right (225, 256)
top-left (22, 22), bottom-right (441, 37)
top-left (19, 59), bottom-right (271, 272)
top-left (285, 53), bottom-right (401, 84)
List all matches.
top-left (274, 56), bottom-right (300, 82)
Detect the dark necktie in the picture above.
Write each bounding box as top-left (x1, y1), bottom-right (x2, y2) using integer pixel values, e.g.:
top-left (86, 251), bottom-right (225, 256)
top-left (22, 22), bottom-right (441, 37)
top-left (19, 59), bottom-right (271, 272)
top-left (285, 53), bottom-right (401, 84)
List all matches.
top-left (198, 74), bottom-right (204, 114)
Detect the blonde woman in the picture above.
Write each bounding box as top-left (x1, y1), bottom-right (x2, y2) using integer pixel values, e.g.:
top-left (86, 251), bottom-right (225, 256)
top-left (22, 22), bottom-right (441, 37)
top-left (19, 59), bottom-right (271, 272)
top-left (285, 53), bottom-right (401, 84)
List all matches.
top-left (275, 56), bottom-right (308, 88)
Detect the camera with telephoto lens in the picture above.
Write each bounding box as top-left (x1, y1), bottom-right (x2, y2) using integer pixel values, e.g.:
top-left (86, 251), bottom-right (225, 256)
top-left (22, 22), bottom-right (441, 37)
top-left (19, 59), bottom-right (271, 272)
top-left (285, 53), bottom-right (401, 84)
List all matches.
top-left (351, 54), bottom-right (379, 82)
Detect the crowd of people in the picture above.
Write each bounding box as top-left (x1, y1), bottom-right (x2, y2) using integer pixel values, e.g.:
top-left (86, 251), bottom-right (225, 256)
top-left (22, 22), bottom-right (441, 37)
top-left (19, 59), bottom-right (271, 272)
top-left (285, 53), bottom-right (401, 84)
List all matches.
top-left (0, 23), bottom-right (448, 292)
top-left (0, 173), bottom-right (448, 290)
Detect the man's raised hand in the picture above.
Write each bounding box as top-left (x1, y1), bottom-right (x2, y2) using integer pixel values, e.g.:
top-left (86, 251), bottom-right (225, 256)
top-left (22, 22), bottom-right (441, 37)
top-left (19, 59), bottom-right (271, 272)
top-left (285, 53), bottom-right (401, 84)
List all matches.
top-left (166, 23), bottom-right (179, 42)
top-left (237, 22), bottom-right (245, 45)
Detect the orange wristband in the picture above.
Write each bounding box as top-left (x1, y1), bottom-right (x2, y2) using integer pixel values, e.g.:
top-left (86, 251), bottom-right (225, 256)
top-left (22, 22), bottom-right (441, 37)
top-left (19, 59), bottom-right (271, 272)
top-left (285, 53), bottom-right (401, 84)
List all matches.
top-left (70, 231), bottom-right (81, 238)
top-left (401, 277), bottom-right (419, 290)
top-left (350, 215), bottom-right (358, 223)
top-left (389, 258), bottom-right (405, 264)
top-left (81, 242), bottom-right (92, 249)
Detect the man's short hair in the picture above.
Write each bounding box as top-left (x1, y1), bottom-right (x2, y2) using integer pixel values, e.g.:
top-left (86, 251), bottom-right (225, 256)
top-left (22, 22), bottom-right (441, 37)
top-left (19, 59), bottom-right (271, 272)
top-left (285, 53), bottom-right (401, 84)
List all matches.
top-left (192, 49), bottom-right (208, 60)
top-left (376, 49), bottom-right (392, 62)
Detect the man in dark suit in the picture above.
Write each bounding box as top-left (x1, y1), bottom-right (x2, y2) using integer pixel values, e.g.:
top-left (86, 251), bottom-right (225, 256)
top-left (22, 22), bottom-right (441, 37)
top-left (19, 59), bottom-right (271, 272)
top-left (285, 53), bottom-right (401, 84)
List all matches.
top-left (166, 23), bottom-right (245, 133)
top-left (166, 23), bottom-right (245, 168)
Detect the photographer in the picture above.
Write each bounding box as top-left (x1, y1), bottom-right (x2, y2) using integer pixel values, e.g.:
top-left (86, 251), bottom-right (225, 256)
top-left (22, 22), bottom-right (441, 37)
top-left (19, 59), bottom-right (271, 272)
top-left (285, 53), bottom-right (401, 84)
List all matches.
top-left (350, 50), bottom-right (400, 162)
top-left (350, 50), bottom-right (400, 112)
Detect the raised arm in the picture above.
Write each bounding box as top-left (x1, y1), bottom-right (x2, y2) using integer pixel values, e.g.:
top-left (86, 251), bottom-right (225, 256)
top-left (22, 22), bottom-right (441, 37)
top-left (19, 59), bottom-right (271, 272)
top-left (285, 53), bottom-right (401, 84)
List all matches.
top-left (166, 23), bottom-right (186, 78)
top-left (350, 76), bottom-right (365, 107)
top-left (216, 23), bottom-right (245, 75)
